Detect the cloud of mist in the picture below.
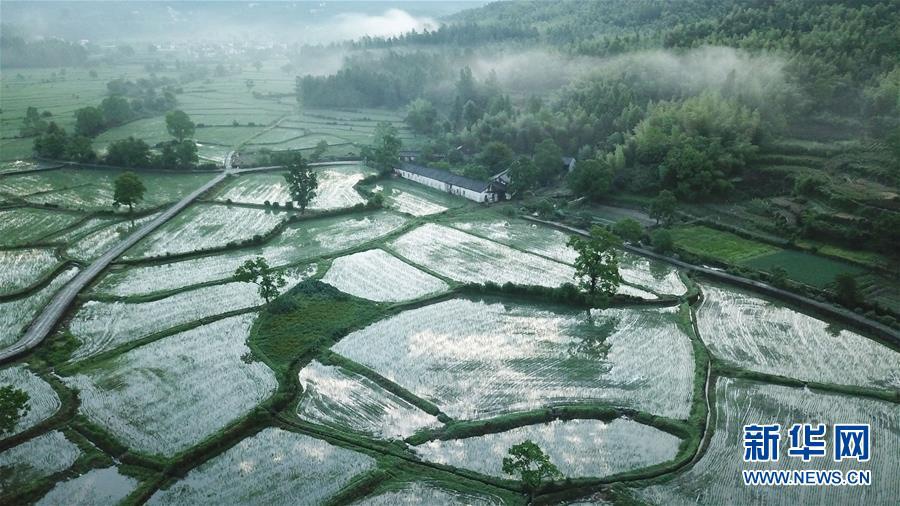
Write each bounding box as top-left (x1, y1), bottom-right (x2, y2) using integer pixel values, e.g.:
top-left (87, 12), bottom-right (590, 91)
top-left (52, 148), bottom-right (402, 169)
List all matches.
top-left (328, 9), bottom-right (439, 41)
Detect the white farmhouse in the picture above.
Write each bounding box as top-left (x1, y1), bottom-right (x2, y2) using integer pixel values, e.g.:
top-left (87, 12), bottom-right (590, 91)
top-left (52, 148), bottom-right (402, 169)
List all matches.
top-left (395, 163), bottom-right (507, 203)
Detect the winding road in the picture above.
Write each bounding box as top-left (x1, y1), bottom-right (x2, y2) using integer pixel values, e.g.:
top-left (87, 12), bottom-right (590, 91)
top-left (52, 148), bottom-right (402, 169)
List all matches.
top-left (0, 172), bottom-right (227, 363)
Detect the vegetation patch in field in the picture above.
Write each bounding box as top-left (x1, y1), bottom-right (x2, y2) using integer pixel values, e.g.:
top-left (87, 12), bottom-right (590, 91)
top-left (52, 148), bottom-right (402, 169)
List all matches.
top-left (250, 280), bottom-right (384, 374)
top-left (635, 378), bottom-right (900, 505)
top-left (1, 267), bottom-right (78, 350)
top-left (0, 248), bottom-right (61, 295)
top-left (697, 283), bottom-right (900, 390)
top-left (297, 360), bottom-right (442, 439)
top-left (0, 430), bottom-right (81, 494)
top-left (0, 366), bottom-right (61, 437)
top-left (35, 466), bottom-right (137, 506)
top-left (123, 203), bottom-right (288, 259)
top-left (332, 299), bottom-right (695, 420)
top-left (64, 314), bottom-right (277, 456)
top-left (321, 249), bottom-right (449, 302)
top-left (740, 249), bottom-right (864, 288)
top-left (389, 224), bottom-right (575, 288)
top-left (0, 209), bottom-right (81, 247)
top-left (670, 226), bottom-right (779, 264)
top-left (147, 428), bottom-right (376, 505)
top-left (414, 418), bottom-right (681, 480)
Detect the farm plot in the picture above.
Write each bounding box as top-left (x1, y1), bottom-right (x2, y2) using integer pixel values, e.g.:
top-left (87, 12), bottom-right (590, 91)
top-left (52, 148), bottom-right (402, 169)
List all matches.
top-left (93, 116), bottom-right (172, 152)
top-left (389, 224), bottom-right (574, 288)
top-left (0, 431), bottom-right (81, 494)
top-left (321, 249), bottom-right (448, 302)
top-left (353, 482), bottom-right (503, 506)
top-left (10, 169), bottom-right (213, 212)
top-left (64, 314), bottom-right (277, 456)
top-left (372, 179), bottom-right (457, 216)
top-left (97, 212), bottom-right (404, 296)
top-left (297, 360), bottom-right (442, 439)
top-left (215, 172), bottom-right (292, 205)
top-left (0, 366), bottom-right (61, 437)
top-left (0, 208), bottom-right (81, 246)
top-left (332, 299), bottom-right (695, 420)
top-left (451, 219), bottom-right (686, 295)
top-left (1, 267), bottom-right (78, 350)
top-left (237, 126), bottom-right (305, 145)
top-left (66, 214), bottom-right (159, 262)
top-left (36, 467), bottom-right (138, 506)
top-left (122, 203), bottom-right (288, 259)
top-left (0, 248), bottom-right (61, 295)
top-left (415, 418), bottom-right (681, 480)
top-left (636, 378), bottom-right (900, 505)
top-left (147, 428), bottom-right (376, 506)
top-left (195, 126), bottom-right (267, 146)
top-left (215, 164), bottom-right (371, 210)
top-left (0, 138), bottom-right (34, 162)
top-left (697, 284), bottom-right (900, 390)
top-left (70, 278), bottom-right (297, 360)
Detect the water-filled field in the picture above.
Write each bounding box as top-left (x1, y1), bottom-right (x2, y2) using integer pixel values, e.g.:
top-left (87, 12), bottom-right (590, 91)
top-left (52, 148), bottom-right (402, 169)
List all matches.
top-left (217, 164), bottom-right (371, 210)
top-left (70, 280), bottom-right (282, 359)
top-left (1, 267), bottom-right (78, 350)
top-left (65, 214), bottom-right (159, 261)
top-left (147, 428), bottom-right (377, 505)
top-left (35, 467), bottom-right (137, 506)
top-left (636, 378), bottom-right (900, 505)
top-left (65, 314), bottom-right (277, 456)
top-left (352, 482), bottom-right (503, 505)
top-left (389, 224), bottom-right (575, 288)
top-left (332, 299), bottom-right (695, 419)
top-left (414, 418), bottom-right (681, 479)
top-left (321, 249), bottom-right (449, 302)
top-left (0, 365), bottom-right (61, 436)
top-left (0, 168), bottom-right (212, 211)
top-left (0, 431), bottom-right (81, 494)
top-left (0, 248), bottom-right (61, 295)
top-left (297, 360), bottom-right (442, 439)
top-left (697, 284), bottom-right (900, 390)
top-left (0, 208), bottom-right (81, 247)
top-left (373, 179), bottom-right (459, 216)
top-left (122, 203), bottom-right (288, 259)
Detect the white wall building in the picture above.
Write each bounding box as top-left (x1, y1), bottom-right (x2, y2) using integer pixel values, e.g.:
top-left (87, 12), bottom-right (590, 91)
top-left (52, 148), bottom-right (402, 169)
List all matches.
top-left (395, 164), bottom-right (507, 203)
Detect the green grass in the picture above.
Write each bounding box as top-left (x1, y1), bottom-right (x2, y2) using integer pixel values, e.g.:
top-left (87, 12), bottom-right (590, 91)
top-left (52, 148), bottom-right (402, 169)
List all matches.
top-left (741, 249), bottom-right (864, 288)
top-left (248, 280), bottom-right (385, 374)
top-left (669, 225), bottom-right (779, 264)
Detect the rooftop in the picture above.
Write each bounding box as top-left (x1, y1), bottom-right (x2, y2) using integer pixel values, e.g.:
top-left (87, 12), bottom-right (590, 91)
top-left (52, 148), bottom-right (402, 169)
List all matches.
top-left (399, 163), bottom-right (495, 193)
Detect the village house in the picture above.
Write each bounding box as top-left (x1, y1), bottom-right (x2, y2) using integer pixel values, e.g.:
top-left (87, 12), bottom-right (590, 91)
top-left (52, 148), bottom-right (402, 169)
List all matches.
top-left (395, 163), bottom-right (507, 202)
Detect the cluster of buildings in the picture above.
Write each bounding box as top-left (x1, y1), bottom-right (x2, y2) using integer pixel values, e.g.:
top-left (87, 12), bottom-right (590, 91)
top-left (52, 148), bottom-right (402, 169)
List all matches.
top-left (394, 150), bottom-right (575, 204)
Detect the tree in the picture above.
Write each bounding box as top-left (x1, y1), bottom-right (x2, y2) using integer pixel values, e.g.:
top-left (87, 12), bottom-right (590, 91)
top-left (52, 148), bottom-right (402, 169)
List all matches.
top-left (613, 218), bottom-right (643, 243)
top-left (651, 228), bottom-right (674, 253)
top-left (113, 171), bottom-right (146, 213)
top-left (478, 141), bottom-right (514, 174)
top-left (173, 139), bottom-right (198, 169)
top-left (834, 273), bottom-right (860, 307)
top-left (74, 106), bottom-right (105, 137)
top-left (65, 135), bottom-right (97, 163)
top-left (234, 257), bottom-right (286, 303)
top-left (100, 95), bottom-right (133, 126)
top-left (311, 139), bottom-right (329, 162)
top-left (567, 158), bottom-right (613, 201)
top-left (533, 139), bottom-right (563, 184)
top-left (507, 156), bottom-right (540, 196)
top-left (33, 122), bottom-right (68, 159)
top-left (567, 226), bottom-right (622, 296)
top-left (367, 122), bottom-right (402, 174)
top-left (0, 385), bottom-right (30, 434)
top-left (106, 137), bottom-right (151, 168)
top-left (405, 98), bottom-right (438, 134)
top-left (283, 153), bottom-right (318, 213)
top-left (650, 190), bottom-right (677, 226)
top-left (165, 110), bottom-right (195, 142)
top-left (502, 440), bottom-right (562, 501)
top-left (769, 266), bottom-right (789, 288)
top-left (21, 106), bottom-right (48, 136)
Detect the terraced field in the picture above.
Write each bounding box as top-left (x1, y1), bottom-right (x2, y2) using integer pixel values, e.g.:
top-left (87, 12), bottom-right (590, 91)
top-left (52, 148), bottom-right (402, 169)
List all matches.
top-left (0, 431), bottom-right (81, 494)
top-left (322, 249), bottom-right (448, 302)
top-left (0, 365), bottom-right (61, 436)
top-left (332, 299), bottom-right (695, 419)
top-left (0, 208), bottom-right (81, 247)
top-left (35, 467), bottom-right (137, 506)
top-left (1, 267), bottom-right (78, 350)
top-left (0, 248), bottom-right (61, 295)
top-left (215, 164), bottom-right (372, 210)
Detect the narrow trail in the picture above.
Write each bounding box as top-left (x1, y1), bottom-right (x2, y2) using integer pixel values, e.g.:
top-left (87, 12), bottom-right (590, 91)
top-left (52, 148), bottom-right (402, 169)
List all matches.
top-left (0, 172), bottom-right (227, 363)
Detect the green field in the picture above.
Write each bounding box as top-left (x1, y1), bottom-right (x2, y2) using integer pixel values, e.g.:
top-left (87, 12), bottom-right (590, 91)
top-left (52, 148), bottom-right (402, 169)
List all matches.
top-left (670, 225), bottom-right (779, 263)
top-left (741, 249), bottom-right (863, 288)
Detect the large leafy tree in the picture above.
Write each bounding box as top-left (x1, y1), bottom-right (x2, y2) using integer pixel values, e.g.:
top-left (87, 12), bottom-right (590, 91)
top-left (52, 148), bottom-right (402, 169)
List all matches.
top-left (533, 138), bottom-right (563, 184)
top-left (405, 98), bottom-right (438, 134)
top-left (567, 226), bottom-right (623, 296)
top-left (283, 153), bottom-right (318, 213)
top-left (366, 122), bottom-right (402, 175)
top-left (507, 156), bottom-right (540, 196)
top-left (106, 137), bottom-right (151, 168)
top-left (113, 171), bottom-right (146, 213)
top-left (0, 385), bottom-right (30, 435)
top-left (74, 106), bottom-right (105, 137)
top-left (649, 190), bottom-right (677, 226)
top-left (165, 110), bottom-right (195, 142)
top-left (235, 257), bottom-right (286, 303)
top-left (567, 158), bottom-right (613, 201)
top-left (478, 141), bottom-right (514, 175)
top-left (502, 440), bottom-right (562, 501)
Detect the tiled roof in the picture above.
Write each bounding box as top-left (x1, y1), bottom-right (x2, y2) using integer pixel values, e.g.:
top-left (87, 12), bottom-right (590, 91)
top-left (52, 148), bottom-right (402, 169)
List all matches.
top-left (399, 163), bottom-right (493, 193)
